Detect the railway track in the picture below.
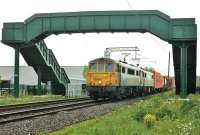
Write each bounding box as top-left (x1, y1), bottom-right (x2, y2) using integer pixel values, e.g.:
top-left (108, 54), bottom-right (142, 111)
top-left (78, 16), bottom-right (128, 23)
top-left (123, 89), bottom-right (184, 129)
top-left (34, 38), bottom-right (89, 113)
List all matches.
top-left (0, 91), bottom-right (168, 125)
top-left (0, 97), bottom-right (105, 125)
top-left (0, 97), bottom-right (90, 112)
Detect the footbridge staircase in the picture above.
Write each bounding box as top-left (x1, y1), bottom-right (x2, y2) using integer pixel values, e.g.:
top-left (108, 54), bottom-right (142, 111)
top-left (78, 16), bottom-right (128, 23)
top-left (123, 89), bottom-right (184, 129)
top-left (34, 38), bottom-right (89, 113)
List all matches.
top-left (20, 40), bottom-right (69, 95)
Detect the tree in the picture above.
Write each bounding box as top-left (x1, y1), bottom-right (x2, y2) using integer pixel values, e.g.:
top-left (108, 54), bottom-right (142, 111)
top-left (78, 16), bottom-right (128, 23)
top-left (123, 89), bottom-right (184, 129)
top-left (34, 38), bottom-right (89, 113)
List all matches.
top-left (0, 75), bottom-right (2, 89)
top-left (82, 65), bottom-right (89, 79)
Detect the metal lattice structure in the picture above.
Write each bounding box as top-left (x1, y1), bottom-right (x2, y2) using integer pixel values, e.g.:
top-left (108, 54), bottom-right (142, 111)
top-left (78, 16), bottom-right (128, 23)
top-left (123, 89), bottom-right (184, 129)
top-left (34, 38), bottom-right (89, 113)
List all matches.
top-left (1, 10), bottom-right (197, 97)
top-left (104, 46), bottom-right (139, 58)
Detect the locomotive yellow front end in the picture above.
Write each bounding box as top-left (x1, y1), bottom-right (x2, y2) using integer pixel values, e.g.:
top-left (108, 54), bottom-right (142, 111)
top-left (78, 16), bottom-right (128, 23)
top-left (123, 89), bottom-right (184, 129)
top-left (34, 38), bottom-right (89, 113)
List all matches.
top-left (86, 58), bottom-right (119, 99)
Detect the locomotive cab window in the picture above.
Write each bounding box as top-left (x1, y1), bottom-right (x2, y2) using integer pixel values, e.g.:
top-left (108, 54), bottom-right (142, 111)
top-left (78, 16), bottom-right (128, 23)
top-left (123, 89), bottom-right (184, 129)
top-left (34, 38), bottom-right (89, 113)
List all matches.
top-left (105, 63), bottom-right (113, 72)
top-left (89, 63), bottom-right (97, 72)
top-left (116, 64), bottom-right (120, 72)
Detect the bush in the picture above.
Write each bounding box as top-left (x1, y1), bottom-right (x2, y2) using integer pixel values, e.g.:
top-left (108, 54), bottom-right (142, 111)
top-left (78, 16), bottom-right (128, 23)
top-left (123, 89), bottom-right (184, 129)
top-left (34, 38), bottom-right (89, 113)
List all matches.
top-left (190, 105), bottom-right (200, 119)
top-left (132, 102), bottom-right (155, 122)
top-left (180, 100), bottom-right (198, 114)
top-left (133, 108), bottom-right (149, 122)
top-left (156, 106), bottom-right (173, 119)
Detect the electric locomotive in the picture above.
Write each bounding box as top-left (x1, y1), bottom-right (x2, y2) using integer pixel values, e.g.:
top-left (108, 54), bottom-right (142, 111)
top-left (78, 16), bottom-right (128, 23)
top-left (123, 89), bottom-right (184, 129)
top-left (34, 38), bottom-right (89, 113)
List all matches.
top-left (86, 57), bottom-right (165, 100)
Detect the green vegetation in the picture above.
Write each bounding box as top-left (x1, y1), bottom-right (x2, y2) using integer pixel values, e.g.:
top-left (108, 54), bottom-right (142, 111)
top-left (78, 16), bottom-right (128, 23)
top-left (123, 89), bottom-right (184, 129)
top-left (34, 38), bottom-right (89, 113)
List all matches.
top-left (48, 90), bottom-right (200, 135)
top-left (0, 95), bottom-right (65, 105)
top-left (143, 113), bottom-right (156, 128)
top-left (82, 65), bottom-right (89, 79)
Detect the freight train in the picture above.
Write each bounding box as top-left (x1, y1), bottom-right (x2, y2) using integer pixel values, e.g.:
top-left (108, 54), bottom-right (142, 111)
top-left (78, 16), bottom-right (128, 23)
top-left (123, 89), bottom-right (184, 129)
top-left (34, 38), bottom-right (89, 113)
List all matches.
top-left (86, 57), bottom-right (166, 100)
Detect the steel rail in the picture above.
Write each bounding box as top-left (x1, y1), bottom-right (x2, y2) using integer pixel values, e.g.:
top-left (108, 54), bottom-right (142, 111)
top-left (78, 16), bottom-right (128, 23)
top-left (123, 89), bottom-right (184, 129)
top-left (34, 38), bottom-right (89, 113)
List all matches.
top-left (0, 97), bottom-right (90, 112)
top-left (0, 100), bottom-right (94, 117)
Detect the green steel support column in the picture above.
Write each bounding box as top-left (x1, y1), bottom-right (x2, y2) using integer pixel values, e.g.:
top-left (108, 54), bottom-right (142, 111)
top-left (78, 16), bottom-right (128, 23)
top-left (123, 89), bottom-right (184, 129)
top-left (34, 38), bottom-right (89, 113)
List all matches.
top-left (14, 47), bottom-right (20, 97)
top-left (65, 83), bottom-right (68, 99)
top-left (37, 66), bottom-right (42, 95)
top-left (180, 44), bottom-right (188, 98)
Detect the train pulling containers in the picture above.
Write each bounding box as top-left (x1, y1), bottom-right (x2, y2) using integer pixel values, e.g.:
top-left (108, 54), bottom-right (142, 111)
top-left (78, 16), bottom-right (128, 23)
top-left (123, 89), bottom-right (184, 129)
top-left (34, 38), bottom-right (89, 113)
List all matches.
top-left (152, 71), bottom-right (165, 91)
top-left (86, 57), bottom-right (167, 100)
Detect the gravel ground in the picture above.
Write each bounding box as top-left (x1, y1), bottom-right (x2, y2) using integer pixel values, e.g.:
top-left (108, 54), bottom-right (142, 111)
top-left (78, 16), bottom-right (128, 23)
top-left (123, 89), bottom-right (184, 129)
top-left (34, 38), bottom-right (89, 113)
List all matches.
top-left (0, 98), bottom-right (139, 135)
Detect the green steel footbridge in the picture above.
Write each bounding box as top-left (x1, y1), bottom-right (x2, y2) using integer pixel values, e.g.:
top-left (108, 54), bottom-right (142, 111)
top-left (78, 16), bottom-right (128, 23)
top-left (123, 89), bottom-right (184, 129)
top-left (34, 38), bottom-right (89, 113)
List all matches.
top-left (1, 10), bottom-right (197, 97)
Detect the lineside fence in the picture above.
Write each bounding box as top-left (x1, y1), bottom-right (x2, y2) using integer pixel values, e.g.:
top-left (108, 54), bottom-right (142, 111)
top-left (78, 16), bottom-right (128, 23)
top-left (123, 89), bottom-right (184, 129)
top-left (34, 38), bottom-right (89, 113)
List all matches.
top-left (0, 84), bottom-right (87, 98)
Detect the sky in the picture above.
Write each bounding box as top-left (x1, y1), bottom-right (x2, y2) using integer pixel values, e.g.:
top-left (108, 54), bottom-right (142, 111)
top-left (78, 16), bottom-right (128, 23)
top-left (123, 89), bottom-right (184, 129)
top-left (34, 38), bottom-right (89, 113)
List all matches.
top-left (0, 0), bottom-right (199, 76)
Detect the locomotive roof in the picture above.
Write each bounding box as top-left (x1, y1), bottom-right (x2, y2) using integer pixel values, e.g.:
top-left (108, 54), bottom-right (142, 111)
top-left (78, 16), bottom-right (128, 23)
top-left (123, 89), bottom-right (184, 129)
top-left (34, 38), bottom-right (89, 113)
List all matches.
top-left (89, 57), bottom-right (153, 74)
top-left (89, 57), bottom-right (116, 63)
top-left (119, 60), bottom-right (153, 75)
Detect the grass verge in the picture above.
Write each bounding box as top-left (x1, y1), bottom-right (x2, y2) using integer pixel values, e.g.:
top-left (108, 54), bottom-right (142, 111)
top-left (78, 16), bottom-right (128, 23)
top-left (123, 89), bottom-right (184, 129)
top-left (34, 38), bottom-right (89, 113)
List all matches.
top-left (48, 90), bottom-right (200, 135)
top-left (0, 95), bottom-right (65, 105)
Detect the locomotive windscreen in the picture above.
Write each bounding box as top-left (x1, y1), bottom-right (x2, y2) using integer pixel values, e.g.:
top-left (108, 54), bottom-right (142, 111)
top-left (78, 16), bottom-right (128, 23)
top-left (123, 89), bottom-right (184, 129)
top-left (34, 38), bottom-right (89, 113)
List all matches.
top-left (89, 62), bottom-right (113, 72)
top-left (90, 63), bottom-right (97, 72)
